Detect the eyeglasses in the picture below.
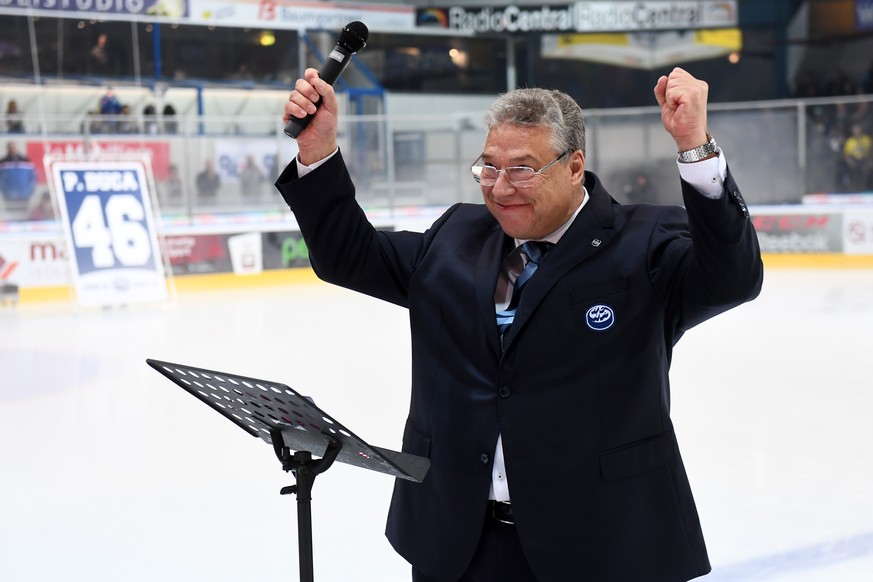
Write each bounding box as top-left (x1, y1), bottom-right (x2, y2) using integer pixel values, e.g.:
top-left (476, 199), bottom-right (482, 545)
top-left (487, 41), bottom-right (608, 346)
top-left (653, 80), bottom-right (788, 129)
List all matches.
top-left (471, 150), bottom-right (571, 188)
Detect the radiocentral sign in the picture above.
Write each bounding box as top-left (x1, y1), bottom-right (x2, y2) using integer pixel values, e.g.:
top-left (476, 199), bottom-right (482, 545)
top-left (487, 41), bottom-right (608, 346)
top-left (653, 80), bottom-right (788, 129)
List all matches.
top-left (417, 1), bottom-right (738, 34)
top-left (417, 4), bottom-right (576, 33)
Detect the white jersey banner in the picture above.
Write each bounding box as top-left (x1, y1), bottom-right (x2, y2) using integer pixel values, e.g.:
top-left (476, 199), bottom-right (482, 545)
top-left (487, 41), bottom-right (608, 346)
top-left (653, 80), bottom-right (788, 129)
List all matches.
top-left (51, 160), bottom-right (170, 307)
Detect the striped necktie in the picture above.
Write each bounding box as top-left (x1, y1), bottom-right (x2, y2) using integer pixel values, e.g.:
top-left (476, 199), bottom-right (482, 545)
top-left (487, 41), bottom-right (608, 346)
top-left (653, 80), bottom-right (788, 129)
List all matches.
top-left (496, 241), bottom-right (553, 341)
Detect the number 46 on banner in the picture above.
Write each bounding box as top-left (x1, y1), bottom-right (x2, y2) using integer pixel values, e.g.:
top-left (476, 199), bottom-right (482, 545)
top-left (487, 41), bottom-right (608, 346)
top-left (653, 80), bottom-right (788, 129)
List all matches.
top-left (50, 159), bottom-right (172, 308)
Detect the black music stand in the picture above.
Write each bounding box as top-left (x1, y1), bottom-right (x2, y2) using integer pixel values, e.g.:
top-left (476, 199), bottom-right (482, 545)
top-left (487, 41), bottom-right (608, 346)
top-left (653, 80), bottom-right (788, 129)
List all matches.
top-left (146, 358), bottom-right (429, 582)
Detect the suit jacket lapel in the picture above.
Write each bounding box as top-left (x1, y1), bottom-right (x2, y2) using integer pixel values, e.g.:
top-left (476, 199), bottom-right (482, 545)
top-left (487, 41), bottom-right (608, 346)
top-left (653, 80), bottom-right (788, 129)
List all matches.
top-left (502, 172), bottom-right (617, 352)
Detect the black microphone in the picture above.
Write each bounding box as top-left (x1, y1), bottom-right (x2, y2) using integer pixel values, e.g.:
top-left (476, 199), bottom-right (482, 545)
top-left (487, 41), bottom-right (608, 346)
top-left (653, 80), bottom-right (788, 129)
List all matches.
top-left (284, 21), bottom-right (369, 139)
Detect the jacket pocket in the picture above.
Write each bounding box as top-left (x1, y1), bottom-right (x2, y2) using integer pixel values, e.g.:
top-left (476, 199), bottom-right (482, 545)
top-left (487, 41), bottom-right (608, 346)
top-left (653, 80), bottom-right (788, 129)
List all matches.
top-left (571, 277), bottom-right (629, 304)
top-left (402, 418), bottom-right (431, 458)
top-left (599, 430), bottom-right (675, 481)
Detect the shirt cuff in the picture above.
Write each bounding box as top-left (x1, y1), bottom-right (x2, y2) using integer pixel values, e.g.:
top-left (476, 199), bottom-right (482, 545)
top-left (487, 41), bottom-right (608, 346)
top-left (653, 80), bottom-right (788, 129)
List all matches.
top-left (296, 147), bottom-right (339, 178)
top-left (676, 151), bottom-right (728, 200)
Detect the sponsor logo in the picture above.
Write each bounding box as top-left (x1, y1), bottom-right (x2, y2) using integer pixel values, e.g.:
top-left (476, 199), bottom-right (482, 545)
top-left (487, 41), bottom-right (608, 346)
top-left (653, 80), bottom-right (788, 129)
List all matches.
top-left (442, 5), bottom-right (576, 34)
top-left (752, 213), bottom-right (843, 253)
top-left (281, 236), bottom-right (308, 267)
top-left (586, 304), bottom-right (615, 331)
top-left (751, 214), bottom-right (831, 232)
top-left (847, 220), bottom-right (867, 245)
top-left (30, 241), bottom-right (66, 261)
top-left (705, 1), bottom-right (736, 25)
top-left (0, 253), bottom-right (20, 281)
top-left (417, 8), bottom-right (448, 27)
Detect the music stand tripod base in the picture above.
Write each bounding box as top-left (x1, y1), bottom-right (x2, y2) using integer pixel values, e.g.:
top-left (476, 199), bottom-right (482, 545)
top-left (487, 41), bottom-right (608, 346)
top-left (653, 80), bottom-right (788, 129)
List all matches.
top-left (147, 358), bottom-right (430, 582)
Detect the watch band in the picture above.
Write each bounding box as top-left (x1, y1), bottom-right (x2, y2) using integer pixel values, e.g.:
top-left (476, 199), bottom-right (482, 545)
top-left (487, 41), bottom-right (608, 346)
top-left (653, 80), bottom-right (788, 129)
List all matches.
top-left (677, 133), bottom-right (718, 163)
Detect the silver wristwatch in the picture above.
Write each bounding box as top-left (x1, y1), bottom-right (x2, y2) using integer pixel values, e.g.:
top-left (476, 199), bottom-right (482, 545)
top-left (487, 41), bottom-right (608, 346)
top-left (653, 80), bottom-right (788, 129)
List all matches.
top-left (677, 133), bottom-right (718, 163)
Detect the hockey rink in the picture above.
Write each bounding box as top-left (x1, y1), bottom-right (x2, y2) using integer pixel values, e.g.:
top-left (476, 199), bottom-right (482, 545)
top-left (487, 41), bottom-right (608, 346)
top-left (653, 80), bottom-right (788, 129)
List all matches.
top-left (1, 265), bottom-right (872, 581)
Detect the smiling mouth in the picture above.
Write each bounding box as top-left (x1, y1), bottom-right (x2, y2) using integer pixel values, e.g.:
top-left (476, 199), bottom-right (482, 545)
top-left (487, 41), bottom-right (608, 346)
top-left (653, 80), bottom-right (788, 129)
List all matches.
top-left (496, 202), bottom-right (527, 210)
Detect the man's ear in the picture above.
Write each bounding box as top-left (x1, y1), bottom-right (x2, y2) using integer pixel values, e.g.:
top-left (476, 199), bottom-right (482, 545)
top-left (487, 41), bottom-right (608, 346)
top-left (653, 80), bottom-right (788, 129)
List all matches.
top-left (569, 150), bottom-right (585, 185)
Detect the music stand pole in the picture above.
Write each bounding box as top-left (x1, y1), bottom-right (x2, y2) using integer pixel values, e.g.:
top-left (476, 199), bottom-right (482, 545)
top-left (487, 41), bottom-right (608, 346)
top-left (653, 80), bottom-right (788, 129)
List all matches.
top-left (273, 431), bottom-right (342, 582)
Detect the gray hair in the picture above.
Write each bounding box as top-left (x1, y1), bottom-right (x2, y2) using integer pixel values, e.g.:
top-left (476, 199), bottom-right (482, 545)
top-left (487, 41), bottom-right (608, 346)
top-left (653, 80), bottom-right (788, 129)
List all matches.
top-left (483, 88), bottom-right (586, 157)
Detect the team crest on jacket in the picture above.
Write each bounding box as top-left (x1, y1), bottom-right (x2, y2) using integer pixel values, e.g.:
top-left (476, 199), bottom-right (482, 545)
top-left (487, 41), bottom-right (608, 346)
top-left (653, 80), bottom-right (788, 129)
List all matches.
top-left (586, 304), bottom-right (615, 331)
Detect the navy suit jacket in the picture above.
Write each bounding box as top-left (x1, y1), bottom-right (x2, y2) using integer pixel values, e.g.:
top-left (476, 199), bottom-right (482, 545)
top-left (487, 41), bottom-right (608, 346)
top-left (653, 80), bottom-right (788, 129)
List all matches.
top-left (276, 150), bottom-right (763, 582)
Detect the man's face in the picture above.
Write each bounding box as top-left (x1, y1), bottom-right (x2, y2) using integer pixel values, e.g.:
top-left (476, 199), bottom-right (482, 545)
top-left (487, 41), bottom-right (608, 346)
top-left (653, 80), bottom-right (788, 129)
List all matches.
top-left (480, 124), bottom-right (585, 240)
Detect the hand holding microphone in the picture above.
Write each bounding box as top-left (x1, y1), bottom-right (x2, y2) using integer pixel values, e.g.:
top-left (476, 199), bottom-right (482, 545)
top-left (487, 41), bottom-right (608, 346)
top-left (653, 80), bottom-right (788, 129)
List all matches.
top-left (284, 21), bottom-right (369, 140)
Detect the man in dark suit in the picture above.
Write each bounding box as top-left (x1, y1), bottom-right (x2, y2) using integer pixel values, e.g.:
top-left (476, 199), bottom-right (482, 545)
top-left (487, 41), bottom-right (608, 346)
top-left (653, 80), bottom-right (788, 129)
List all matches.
top-left (275, 67), bottom-right (763, 582)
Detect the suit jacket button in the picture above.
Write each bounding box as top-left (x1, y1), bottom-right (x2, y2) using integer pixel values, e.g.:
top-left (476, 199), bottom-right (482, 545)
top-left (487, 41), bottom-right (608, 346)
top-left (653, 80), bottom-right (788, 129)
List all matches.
top-left (498, 386), bottom-right (511, 399)
top-left (480, 453), bottom-right (489, 464)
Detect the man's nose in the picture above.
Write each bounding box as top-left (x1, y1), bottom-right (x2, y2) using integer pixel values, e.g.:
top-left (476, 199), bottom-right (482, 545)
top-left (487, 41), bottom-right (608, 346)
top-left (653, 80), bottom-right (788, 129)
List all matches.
top-left (490, 171), bottom-right (516, 196)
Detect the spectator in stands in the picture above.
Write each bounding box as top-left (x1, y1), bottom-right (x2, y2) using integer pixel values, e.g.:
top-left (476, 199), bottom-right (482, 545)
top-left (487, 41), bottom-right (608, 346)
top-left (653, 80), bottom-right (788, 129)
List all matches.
top-left (860, 60), bottom-right (873, 95)
top-left (195, 159), bottom-right (221, 199)
top-left (793, 71), bottom-right (820, 98)
top-left (5, 100), bottom-right (24, 133)
top-left (847, 89), bottom-right (872, 130)
top-left (229, 63), bottom-right (254, 82)
top-left (1, 142), bottom-right (28, 163)
top-left (824, 68), bottom-right (857, 97)
top-left (89, 33), bottom-right (113, 76)
top-left (842, 123), bottom-right (873, 192)
top-left (807, 66), bottom-right (870, 139)
top-left (239, 154), bottom-right (265, 196)
top-left (162, 104), bottom-right (178, 134)
top-left (27, 190), bottom-right (55, 221)
top-left (622, 170), bottom-right (655, 204)
top-left (99, 88), bottom-right (121, 115)
top-left (99, 87), bottom-right (122, 133)
top-left (162, 163), bottom-right (184, 202)
top-left (82, 109), bottom-right (102, 134)
top-left (0, 142), bottom-right (37, 202)
top-left (829, 102), bottom-right (852, 136)
top-left (793, 71), bottom-right (830, 128)
top-left (143, 104), bottom-right (159, 135)
top-left (117, 104), bottom-right (138, 134)
top-left (806, 122), bottom-right (842, 193)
